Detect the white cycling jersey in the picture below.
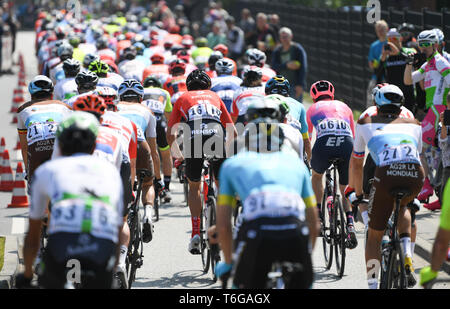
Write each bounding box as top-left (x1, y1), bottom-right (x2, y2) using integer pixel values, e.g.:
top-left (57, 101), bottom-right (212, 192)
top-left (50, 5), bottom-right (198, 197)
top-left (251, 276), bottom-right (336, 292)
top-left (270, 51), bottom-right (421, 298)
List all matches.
top-left (54, 77), bottom-right (78, 101)
top-left (117, 102), bottom-right (157, 142)
top-left (30, 154), bottom-right (124, 243)
top-left (231, 86), bottom-right (265, 117)
top-left (118, 59), bottom-right (144, 81)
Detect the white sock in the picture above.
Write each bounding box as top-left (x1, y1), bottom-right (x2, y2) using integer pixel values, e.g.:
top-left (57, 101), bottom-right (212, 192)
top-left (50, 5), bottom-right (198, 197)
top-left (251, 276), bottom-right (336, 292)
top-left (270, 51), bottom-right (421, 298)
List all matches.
top-left (400, 237), bottom-right (412, 258)
top-left (367, 278), bottom-right (378, 289)
top-left (410, 242), bottom-right (415, 258)
top-left (362, 211), bottom-right (369, 226)
top-left (119, 245), bottom-right (127, 266)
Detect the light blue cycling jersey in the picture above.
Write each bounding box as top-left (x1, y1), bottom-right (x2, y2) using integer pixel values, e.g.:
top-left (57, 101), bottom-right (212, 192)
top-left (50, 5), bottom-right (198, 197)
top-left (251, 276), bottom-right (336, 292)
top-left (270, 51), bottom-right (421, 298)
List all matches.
top-left (218, 150), bottom-right (316, 221)
top-left (285, 97), bottom-right (309, 137)
top-left (211, 75), bottom-right (243, 112)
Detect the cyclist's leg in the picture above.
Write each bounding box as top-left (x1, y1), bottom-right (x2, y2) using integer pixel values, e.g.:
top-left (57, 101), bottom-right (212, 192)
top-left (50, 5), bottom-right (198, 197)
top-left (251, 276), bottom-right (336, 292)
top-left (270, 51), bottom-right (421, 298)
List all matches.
top-left (157, 118), bottom-right (173, 196)
top-left (137, 140), bottom-right (155, 207)
top-left (118, 161), bottom-right (132, 273)
top-left (336, 136), bottom-right (354, 217)
top-left (185, 156), bottom-right (204, 250)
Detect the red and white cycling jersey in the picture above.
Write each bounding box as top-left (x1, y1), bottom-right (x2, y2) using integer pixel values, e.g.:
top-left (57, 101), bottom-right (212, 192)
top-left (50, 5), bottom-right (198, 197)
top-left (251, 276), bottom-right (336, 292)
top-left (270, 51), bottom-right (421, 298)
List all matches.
top-left (168, 90), bottom-right (233, 128)
top-left (94, 125), bottom-right (125, 170)
top-left (359, 105), bottom-right (415, 120)
top-left (101, 111), bottom-right (138, 163)
top-left (230, 86), bottom-right (265, 118)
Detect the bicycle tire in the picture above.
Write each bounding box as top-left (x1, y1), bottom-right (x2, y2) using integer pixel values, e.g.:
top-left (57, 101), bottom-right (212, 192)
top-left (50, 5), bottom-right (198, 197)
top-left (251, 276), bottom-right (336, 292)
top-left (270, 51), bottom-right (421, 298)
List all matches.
top-left (154, 193), bottom-right (159, 222)
top-left (321, 186), bottom-right (333, 270)
top-left (201, 204), bottom-right (210, 273)
top-left (384, 246), bottom-right (407, 289)
top-left (208, 198), bottom-right (220, 282)
top-left (334, 198), bottom-right (346, 277)
top-left (127, 210), bottom-right (143, 289)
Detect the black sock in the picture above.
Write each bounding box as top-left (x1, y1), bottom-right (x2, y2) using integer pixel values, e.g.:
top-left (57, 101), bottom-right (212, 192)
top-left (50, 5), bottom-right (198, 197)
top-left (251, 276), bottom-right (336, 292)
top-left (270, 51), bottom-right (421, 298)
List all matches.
top-left (164, 175), bottom-right (171, 190)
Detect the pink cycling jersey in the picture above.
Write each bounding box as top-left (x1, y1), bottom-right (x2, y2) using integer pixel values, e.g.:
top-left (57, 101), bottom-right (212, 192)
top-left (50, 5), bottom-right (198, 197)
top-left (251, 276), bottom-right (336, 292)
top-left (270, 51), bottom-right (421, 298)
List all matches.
top-left (306, 100), bottom-right (355, 140)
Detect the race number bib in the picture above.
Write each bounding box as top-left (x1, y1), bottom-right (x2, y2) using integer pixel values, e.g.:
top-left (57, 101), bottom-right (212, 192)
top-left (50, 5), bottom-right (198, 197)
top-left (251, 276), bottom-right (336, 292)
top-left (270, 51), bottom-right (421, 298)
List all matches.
top-left (27, 122), bottom-right (57, 145)
top-left (242, 191), bottom-right (306, 221)
top-left (48, 198), bottom-right (119, 243)
top-left (316, 118), bottom-right (352, 139)
top-left (187, 101), bottom-right (222, 122)
top-left (143, 94), bottom-right (166, 114)
top-left (378, 144), bottom-right (420, 166)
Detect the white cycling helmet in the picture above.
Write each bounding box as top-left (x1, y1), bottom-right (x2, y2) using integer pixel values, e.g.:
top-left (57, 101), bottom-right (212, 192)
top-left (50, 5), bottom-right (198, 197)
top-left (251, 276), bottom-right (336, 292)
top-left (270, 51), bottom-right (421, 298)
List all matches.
top-left (433, 28), bottom-right (445, 44)
top-left (246, 48), bottom-right (267, 66)
top-left (417, 30), bottom-right (439, 46)
top-left (375, 84), bottom-right (404, 108)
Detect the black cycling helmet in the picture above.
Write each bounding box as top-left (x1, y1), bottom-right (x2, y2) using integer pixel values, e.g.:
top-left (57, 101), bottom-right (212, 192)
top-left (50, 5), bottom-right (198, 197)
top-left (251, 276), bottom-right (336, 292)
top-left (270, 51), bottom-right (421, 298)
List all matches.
top-left (122, 46), bottom-right (137, 60)
top-left (75, 71), bottom-right (99, 91)
top-left (96, 36), bottom-right (109, 50)
top-left (208, 51), bottom-right (223, 70)
top-left (186, 69), bottom-right (211, 91)
top-left (143, 76), bottom-right (162, 88)
top-left (56, 111), bottom-right (99, 156)
top-left (63, 58), bottom-right (81, 77)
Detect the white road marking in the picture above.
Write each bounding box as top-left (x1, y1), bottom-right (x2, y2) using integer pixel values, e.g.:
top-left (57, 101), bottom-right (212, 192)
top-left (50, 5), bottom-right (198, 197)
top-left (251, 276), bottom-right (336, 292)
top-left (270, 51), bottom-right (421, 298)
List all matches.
top-left (11, 217), bottom-right (27, 235)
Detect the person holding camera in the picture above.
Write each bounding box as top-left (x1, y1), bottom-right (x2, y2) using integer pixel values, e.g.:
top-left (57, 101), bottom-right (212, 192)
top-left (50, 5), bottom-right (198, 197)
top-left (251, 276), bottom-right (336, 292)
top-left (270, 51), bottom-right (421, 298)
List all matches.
top-left (436, 93), bottom-right (450, 211)
top-left (377, 28), bottom-right (417, 113)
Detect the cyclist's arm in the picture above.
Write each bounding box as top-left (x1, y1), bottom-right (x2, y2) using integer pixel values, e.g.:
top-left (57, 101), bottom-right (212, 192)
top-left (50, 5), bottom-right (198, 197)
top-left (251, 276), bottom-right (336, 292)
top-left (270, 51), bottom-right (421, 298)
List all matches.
top-left (404, 63), bottom-right (414, 85)
top-left (166, 97), bottom-right (183, 147)
top-left (349, 124), bottom-right (366, 196)
top-left (18, 129), bottom-right (28, 168)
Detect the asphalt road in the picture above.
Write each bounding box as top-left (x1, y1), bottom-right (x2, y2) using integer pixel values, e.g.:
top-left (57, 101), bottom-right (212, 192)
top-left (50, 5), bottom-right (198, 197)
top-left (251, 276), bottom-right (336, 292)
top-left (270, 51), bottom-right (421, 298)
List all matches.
top-left (0, 31), bottom-right (449, 289)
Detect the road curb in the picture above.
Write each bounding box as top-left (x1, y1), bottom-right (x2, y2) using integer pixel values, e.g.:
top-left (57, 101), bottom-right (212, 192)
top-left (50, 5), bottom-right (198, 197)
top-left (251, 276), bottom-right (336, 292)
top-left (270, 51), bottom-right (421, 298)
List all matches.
top-left (414, 236), bottom-right (450, 274)
top-left (0, 236), bottom-right (18, 289)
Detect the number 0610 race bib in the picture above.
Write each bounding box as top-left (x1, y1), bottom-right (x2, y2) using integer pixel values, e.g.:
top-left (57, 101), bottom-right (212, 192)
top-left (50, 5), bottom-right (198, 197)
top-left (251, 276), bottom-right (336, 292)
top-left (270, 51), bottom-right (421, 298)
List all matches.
top-left (378, 144), bottom-right (420, 166)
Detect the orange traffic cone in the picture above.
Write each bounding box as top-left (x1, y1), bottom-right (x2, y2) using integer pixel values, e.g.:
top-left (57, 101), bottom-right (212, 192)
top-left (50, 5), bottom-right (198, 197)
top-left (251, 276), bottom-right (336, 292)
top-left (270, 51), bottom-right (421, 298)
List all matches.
top-left (0, 137), bottom-right (5, 156)
top-left (14, 136), bottom-right (21, 150)
top-left (0, 150), bottom-right (14, 192)
top-left (11, 114), bottom-right (18, 124)
top-left (8, 162), bottom-right (29, 208)
top-left (10, 88), bottom-right (25, 113)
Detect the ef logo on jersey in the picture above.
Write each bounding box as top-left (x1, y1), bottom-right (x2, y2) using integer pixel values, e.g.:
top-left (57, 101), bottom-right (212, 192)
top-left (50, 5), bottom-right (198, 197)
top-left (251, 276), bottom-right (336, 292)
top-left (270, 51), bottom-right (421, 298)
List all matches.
top-left (326, 136), bottom-right (345, 147)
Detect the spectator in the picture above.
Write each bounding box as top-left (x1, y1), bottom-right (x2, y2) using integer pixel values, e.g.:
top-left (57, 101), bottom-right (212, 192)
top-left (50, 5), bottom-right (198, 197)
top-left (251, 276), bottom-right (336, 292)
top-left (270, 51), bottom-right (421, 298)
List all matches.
top-left (206, 21), bottom-right (227, 49)
top-left (269, 14), bottom-right (280, 39)
top-left (377, 28), bottom-right (417, 113)
top-left (368, 20), bottom-right (389, 83)
top-left (366, 19), bottom-right (389, 107)
top-left (271, 27), bottom-right (307, 102)
top-left (239, 8), bottom-right (256, 48)
top-left (255, 13), bottom-right (277, 62)
top-left (225, 16), bottom-right (244, 61)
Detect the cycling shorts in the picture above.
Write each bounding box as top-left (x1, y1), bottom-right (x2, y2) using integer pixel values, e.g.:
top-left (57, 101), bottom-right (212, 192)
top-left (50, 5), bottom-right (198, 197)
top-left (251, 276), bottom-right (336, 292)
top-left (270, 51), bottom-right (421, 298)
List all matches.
top-left (38, 232), bottom-right (116, 289)
top-left (311, 135), bottom-right (353, 185)
top-left (27, 138), bottom-right (55, 181)
top-left (155, 113), bottom-right (169, 150)
top-left (184, 120), bottom-right (226, 182)
top-left (136, 141), bottom-right (154, 184)
top-left (363, 154), bottom-right (376, 195)
top-left (120, 161), bottom-right (133, 217)
top-left (368, 163), bottom-right (424, 231)
top-left (232, 216), bottom-right (313, 289)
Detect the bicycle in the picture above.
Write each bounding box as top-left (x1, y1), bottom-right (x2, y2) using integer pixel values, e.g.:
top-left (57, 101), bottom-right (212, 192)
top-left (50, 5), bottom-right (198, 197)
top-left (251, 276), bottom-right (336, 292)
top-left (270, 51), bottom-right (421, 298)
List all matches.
top-left (118, 169), bottom-right (151, 289)
top-left (379, 188), bottom-right (410, 289)
top-left (176, 160), bottom-right (189, 207)
top-left (199, 157), bottom-right (221, 282)
top-left (266, 261), bottom-right (304, 289)
top-left (320, 158), bottom-right (347, 278)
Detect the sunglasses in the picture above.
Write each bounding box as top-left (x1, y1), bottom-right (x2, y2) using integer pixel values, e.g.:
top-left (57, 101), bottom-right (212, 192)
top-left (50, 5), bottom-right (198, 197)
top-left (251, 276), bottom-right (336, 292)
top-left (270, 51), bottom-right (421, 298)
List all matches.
top-left (419, 42), bottom-right (433, 48)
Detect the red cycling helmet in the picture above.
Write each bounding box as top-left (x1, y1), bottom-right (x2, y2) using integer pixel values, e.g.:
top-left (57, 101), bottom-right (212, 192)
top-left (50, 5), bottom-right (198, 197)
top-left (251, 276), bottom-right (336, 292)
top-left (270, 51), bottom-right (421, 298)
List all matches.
top-left (213, 44), bottom-right (228, 57)
top-left (73, 94), bottom-right (107, 116)
top-left (169, 59), bottom-right (186, 75)
top-left (125, 32), bottom-right (136, 41)
top-left (176, 50), bottom-right (190, 63)
top-left (310, 80), bottom-right (335, 102)
top-left (151, 53), bottom-right (165, 64)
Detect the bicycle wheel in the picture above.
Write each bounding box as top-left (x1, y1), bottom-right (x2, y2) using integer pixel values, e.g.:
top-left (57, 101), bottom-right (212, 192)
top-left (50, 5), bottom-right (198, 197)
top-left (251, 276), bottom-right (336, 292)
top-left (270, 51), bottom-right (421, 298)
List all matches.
top-left (321, 188), bottom-right (333, 270)
top-left (127, 210), bottom-right (143, 289)
top-left (200, 176), bottom-right (210, 273)
top-left (334, 198), bottom-right (346, 277)
top-left (384, 247), bottom-right (407, 289)
top-left (154, 192), bottom-right (159, 222)
top-left (208, 198), bottom-right (220, 282)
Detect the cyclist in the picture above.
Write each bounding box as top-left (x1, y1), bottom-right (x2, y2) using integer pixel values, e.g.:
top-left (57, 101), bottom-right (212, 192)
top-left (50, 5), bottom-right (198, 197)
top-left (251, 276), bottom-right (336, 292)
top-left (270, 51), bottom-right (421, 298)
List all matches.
top-left (117, 79), bottom-right (161, 243)
top-left (17, 75), bottom-right (72, 187)
top-left (265, 75), bottom-right (311, 161)
top-left (118, 46), bottom-right (145, 81)
top-left (176, 49), bottom-right (198, 75)
top-left (89, 59), bottom-right (124, 91)
top-left (214, 100), bottom-right (319, 289)
top-left (230, 65), bottom-right (265, 124)
top-left (142, 53), bottom-right (170, 85)
top-left (54, 59), bottom-right (81, 101)
top-left (213, 44), bottom-right (238, 76)
top-left (66, 70), bottom-right (99, 107)
top-left (166, 69), bottom-right (237, 254)
top-left (205, 50), bottom-right (223, 79)
top-left (190, 37), bottom-right (213, 70)
top-left (96, 35), bottom-right (117, 63)
top-left (142, 76), bottom-right (174, 202)
top-left (349, 84), bottom-right (424, 289)
top-left (15, 112), bottom-right (124, 289)
top-left (306, 80), bottom-right (358, 249)
top-left (404, 30), bottom-right (450, 209)
top-left (49, 43), bottom-right (74, 83)
top-left (82, 53), bottom-right (100, 70)
top-left (246, 48), bottom-right (276, 83)
top-left (163, 59), bottom-right (188, 104)
top-left (210, 58), bottom-right (242, 113)
top-left (420, 178), bottom-right (450, 288)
